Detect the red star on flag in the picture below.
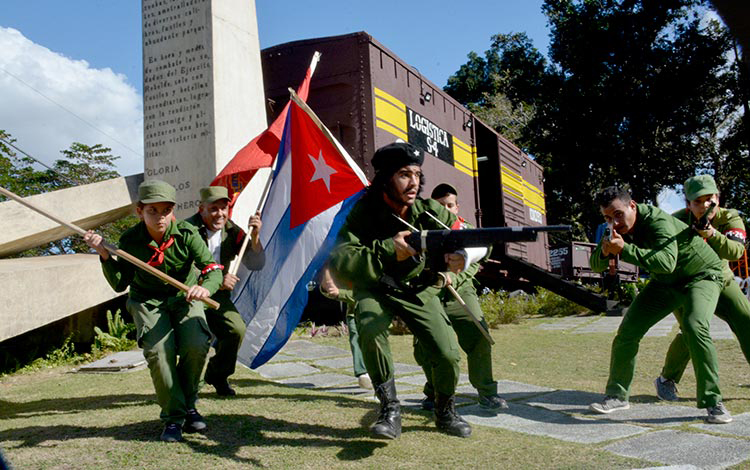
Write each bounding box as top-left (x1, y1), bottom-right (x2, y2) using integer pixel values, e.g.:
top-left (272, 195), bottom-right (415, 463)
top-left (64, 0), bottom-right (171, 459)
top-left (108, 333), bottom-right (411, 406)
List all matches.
top-left (289, 101), bottom-right (366, 228)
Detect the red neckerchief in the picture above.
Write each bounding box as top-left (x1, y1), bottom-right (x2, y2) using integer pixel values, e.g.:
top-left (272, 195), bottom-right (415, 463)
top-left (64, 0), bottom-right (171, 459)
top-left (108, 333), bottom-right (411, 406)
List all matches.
top-left (451, 216), bottom-right (466, 230)
top-left (146, 236), bottom-right (175, 267)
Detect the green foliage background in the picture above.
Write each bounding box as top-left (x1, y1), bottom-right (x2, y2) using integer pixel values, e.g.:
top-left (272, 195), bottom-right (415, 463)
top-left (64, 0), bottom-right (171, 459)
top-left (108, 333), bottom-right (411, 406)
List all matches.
top-left (0, 130), bottom-right (136, 257)
top-left (445, 0), bottom-right (749, 238)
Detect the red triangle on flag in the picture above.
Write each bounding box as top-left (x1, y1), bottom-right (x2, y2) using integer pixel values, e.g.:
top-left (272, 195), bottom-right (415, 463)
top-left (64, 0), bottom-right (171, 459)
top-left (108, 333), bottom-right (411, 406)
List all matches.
top-left (289, 102), bottom-right (366, 228)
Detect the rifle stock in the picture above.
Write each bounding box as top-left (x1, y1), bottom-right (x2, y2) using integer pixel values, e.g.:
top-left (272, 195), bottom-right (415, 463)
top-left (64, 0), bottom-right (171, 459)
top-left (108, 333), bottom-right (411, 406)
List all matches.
top-left (405, 225), bottom-right (572, 253)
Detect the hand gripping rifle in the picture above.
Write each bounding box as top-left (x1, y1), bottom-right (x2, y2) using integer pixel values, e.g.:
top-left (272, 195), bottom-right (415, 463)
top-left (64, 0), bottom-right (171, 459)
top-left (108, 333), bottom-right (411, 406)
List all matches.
top-left (395, 215), bottom-right (571, 345)
top-left (693, 201), bottom-right (718, 231)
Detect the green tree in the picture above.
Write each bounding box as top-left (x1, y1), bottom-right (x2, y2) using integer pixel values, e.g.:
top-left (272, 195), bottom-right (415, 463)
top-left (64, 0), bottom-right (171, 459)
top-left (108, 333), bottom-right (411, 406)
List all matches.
top-left (0, 130), bottom-right (134, 256)
top-left (445, 0), bottom-right (748, 238)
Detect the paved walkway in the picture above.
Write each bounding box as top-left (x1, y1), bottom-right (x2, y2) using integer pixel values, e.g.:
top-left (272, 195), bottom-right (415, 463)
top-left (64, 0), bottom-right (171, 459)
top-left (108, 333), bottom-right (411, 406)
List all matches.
top-left (247, 314), bottom-right (749, 469)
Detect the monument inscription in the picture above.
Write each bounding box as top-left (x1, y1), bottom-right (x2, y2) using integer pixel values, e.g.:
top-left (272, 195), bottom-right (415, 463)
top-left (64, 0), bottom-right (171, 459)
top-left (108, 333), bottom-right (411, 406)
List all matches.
top-left (141, 0), bottom-right (267, 218)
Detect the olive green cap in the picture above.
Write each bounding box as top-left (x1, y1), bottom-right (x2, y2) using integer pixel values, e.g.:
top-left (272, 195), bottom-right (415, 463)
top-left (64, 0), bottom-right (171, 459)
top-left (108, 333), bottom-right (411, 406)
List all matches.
top-left (138, 180), bottom-right (176, 204)
top-left (684, 174), bottom-right (718, 201)
top-left (199, 186), bottom-right (230, 203)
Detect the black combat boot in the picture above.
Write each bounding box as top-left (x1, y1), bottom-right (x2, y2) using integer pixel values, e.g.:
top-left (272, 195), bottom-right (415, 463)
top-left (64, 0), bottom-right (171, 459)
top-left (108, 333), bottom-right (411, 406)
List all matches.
top-left (371, 378), bottom-right (401, 439)
top-left (435, 393), bottom-right (472, 438)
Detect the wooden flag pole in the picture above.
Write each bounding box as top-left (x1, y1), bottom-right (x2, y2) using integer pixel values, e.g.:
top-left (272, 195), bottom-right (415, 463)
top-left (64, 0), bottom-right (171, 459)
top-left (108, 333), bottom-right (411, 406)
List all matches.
top-left (226, 51), bottom-right (325, 277)
top-left (227, 173), bottom-right (274, 276)
top-left (0, 186), bottom-right (220, 310)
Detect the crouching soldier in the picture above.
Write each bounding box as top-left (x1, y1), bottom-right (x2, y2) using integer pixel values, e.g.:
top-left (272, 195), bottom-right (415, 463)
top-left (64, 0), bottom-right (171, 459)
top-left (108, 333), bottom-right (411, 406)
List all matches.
top-left (330, 142), bottom-right (471, 439)
top-left (84, 180), bottom-right (223, 442)
top-left (184, 186), bottom-right (264, 397)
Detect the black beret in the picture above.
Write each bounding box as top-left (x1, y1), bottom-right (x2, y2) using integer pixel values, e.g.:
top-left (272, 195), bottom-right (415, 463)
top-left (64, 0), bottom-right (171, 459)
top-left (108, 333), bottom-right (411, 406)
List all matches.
top-left (371, 142), bottom-right (424, 175)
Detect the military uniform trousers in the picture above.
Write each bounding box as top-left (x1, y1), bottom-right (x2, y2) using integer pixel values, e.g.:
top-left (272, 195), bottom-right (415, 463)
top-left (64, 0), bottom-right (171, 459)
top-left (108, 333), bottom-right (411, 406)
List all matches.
top-left (127, 296), bottom-right (212, 424)
top-left (346, 311), bottom-right (367, 377)
top-left (607, 277), bottom-right (723, 408)
top-left (415, 284), bottom-right (497, 398)
top-left (205, 290), bottom-right (247, 383)
top-left (662, 276), bottom-right (750, 382)
top-left (355, 286), bottom-right (461, 395)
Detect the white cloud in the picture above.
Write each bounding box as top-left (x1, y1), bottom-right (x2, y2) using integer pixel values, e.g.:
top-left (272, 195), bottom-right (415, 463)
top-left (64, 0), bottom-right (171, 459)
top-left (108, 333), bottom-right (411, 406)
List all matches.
top-left (0, 27), bottom-right (143, 177)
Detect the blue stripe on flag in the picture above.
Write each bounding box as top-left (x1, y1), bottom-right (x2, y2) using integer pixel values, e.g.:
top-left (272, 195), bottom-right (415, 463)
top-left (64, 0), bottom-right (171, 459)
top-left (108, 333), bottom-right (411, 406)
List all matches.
top-left (249, 189), bottom-right (365, 368)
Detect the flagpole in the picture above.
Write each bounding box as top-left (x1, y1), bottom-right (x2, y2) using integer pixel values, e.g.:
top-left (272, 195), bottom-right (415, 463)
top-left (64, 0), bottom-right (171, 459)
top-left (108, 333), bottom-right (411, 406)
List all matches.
top-left (226, 51), bottom-right (323, 277)
top-left (0, 186), bottom-right (220, 310)
top-left (227, 171), bottom-right (274, 276)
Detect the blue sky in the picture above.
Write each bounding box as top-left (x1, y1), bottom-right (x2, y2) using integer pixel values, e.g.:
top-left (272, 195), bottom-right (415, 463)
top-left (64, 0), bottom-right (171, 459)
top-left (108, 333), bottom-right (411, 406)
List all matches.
top-left (3, 1), bottom-right (551, 95)
top-left (0, 1), bottom-right (683, 210)
top-left (0, 0), bottom-right (550, 176)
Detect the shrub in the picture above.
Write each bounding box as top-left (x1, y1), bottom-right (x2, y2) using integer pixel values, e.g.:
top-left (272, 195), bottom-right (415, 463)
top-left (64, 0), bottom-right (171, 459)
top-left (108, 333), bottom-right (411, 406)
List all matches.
top-left (93, 309), bottom-right (137, 353)
top-left (479, 289), bottom-right (530, 327)
top-left (533, 287), bottom-right (592, 317)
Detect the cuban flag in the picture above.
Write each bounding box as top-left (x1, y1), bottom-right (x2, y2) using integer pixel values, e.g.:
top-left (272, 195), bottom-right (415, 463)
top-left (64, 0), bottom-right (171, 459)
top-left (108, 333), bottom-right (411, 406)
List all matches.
top-left (232, 91), bottom-right (369, 369)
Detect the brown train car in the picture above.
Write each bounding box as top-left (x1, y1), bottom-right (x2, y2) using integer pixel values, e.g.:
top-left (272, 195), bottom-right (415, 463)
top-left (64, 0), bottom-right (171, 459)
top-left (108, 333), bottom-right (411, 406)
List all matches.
top-left (261, 31), bottom-right (550, 271)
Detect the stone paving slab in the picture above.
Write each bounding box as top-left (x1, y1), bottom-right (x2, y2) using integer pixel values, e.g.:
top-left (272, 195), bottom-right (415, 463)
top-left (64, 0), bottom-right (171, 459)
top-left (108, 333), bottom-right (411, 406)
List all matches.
top-left (523, 390), bottom-right (702, 426)
top-left (394, 362), bottom-right (424, 375)
top-left (691, 412), bottom-right (750, 438)
top-left (604, 429), bottom-right (750, 469)
top-left (254, 362), bottom-right (320, 379)
top-left (535, 317), bottom-right (593, 331)
top-left (461, 403), bottom-right (648, 444)
top-left (77, 350), bottom-right (146, 372)
top-left (455, 380), bottom-right (555, 402)
top-left (266, 353), bottom-right (297, 363)
top-left (278, 340), bottom-right (316, 353)
top-left (285, 344), bottom-right (350, 360)
top-left (313, 357), bottom-right (354, 369)
top-left (636, 466), bottom-right (700, 470)
top-left (397, 373), bottom-right (470, 387)
top-left (571, 317), bottom-right (624, 334)
top-left (320, 384), bottom-right (372, 396)
top-left (399, 392), bottom-right (473, 409)
top-left (278, 372), bottom-right (357, 389)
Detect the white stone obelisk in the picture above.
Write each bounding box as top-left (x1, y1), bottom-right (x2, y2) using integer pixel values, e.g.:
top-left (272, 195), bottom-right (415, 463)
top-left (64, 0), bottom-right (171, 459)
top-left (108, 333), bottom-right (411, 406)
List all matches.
top-left (142, 0), bottom-right (267, 220)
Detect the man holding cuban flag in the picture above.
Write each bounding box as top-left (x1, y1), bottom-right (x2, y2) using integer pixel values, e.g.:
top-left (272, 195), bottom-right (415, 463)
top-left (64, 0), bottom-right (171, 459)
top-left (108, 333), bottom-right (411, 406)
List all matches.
top-left (231, 88), bottom-right (368, 373)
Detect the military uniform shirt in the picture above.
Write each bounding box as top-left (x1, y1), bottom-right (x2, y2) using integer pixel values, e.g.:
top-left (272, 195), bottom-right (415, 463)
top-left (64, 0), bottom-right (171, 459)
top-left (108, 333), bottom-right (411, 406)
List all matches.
top-left (673, 206), bottom-right (747, 281)
top-left (100, 219), bottom-right (223, 302)
top-left (331, 194), bottom-right (457, 292)
top-left (591, 203), bottom-right (723, 285)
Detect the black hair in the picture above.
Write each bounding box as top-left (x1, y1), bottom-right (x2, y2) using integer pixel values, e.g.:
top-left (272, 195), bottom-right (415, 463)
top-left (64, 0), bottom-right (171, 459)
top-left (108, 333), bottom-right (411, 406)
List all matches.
top-left (431, 183), bottom-right (457, 200)
top-left (595, 186), bottom-right (631, 208)
top-left (367, 167), bottom-right (425, 199)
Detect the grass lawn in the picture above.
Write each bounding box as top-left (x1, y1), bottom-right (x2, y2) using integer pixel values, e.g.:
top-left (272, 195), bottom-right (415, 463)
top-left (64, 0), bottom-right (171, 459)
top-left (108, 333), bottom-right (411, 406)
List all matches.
top-left (1, 316), bottom-right (749, 469)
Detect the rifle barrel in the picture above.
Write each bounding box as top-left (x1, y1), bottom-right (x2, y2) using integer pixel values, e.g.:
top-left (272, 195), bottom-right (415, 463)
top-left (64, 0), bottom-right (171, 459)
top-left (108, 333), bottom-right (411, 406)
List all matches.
top-left (406, 225), bottom-right (571, 252)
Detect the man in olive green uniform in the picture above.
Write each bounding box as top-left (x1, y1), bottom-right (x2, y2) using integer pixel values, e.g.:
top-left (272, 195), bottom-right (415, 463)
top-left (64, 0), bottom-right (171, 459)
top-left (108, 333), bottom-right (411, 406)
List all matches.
top-left (184, 186), bottom-right (264, 396)
top-left (416, 183), bottom-right (505, 411)
top-left (655, 175), bottom-right (750, 402)
top-left (588, 186), bottom-right (732, 424)
top-left (84, 180), bottom-right (223, 442)
top-left (330, 142), bottom-right (471, 439)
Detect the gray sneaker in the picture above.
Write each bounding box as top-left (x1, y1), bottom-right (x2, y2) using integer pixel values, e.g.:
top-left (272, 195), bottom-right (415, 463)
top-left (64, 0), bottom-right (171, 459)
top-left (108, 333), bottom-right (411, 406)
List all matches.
top-left (589, 396), bottom-right (630, 414)
top-left (654, 376), bottom-right (679, 401)
top-left (479, 394), bottom-right (509, 410)
top-left (706, 402), bottom-right (733, 424)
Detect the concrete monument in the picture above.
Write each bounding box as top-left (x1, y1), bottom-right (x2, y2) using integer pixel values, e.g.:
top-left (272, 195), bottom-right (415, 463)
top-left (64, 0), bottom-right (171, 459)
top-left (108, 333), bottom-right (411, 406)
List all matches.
top-left (142, 0), bottom-right (268, 219)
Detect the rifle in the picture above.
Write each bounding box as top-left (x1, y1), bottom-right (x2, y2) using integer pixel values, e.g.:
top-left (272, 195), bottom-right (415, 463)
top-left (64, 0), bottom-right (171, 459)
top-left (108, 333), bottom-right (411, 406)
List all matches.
top-left (693, 201), bottom-right (718, 230)
top-left (404, 225), bottom-right (572, 253)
